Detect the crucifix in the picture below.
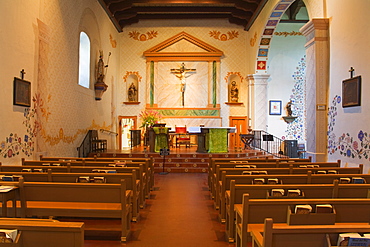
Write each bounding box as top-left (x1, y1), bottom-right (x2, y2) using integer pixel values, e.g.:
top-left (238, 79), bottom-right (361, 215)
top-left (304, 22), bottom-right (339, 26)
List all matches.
top-left (349, 67), bottom-right (355, 78)
top-left (171, 63), bottom-right (196, 106)
top-left (20, 69), bottom-right (26, 79)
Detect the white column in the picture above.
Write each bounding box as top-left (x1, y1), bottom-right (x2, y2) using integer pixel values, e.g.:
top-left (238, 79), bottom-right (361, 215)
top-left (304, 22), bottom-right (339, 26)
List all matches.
top-left (300, 18), bottom-right (330, 162)
top-left (247, 74), bottom-right (270, 131)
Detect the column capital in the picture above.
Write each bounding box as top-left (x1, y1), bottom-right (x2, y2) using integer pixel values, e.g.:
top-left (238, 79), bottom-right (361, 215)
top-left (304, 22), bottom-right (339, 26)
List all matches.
top-left (300, 19), bottom-right (329, 47)
top-left (247, 74), bottom-right (270, 84)
top-left (300, 18), bottom-right (329, 36)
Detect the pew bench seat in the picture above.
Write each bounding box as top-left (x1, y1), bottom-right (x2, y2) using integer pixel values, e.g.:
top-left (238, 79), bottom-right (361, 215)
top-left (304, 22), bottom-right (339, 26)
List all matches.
top-left (19, 179), bottom-right (132, 242)
top-left (0, 218), bottom-right (84, 247)
top-left (249, 218), bottom-right (370, 247)
top-left (234, 196), bottom-right (370, 247)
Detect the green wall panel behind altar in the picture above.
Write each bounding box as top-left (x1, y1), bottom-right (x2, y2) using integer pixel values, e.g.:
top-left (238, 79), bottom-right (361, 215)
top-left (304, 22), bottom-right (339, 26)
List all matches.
top-left (157, 109), bottom-right (220, 117)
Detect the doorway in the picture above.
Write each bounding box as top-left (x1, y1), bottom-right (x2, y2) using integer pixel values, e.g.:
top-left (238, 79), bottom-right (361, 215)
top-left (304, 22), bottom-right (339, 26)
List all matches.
top-left (229, 116), bottom-right (249, 151)
top-left (118, 116), bottom-right (138, 149)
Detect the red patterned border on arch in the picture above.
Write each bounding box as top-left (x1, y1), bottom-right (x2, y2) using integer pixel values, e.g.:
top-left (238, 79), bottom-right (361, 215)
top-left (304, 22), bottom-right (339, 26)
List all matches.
top-left (255, 0), bottom-right (296, 72)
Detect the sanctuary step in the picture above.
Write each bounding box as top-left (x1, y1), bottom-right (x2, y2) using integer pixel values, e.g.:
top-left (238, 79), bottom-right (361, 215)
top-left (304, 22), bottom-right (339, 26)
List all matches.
top-left (90, 147), bottom-right (270, 173)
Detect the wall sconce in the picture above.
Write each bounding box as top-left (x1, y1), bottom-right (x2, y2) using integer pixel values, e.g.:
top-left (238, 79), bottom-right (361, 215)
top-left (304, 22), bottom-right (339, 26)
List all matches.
top-left (282, 116), bottom-right (297, 123)
top-left (94, 81), bottom-right (108, 101)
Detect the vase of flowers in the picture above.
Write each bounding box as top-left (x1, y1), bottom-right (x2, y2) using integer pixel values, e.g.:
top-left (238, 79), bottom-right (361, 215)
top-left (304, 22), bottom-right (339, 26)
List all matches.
top-left (139, 110), bottom-right (162, 145)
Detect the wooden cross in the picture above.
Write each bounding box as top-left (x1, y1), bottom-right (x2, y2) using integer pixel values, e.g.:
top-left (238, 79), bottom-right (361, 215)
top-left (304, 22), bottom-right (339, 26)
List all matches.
top-left (349, 67), bottom-right (355, 78)
top-left (20, 69), bottom-right (26, 80)
top-left (171, 63), bottom-right (196, 106)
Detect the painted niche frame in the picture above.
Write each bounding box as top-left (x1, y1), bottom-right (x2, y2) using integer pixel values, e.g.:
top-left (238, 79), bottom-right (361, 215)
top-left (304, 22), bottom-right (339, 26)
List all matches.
top-left (269, 100), bottom-right (282, 115)
top-left (13, 77), bottom-right (31, 107)
top-left (342, 75), bottom-right (361, 108)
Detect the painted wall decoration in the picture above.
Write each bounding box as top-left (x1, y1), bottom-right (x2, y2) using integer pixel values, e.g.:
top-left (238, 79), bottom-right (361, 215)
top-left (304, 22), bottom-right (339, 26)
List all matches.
top-left (328, 95), bottom-right (370, 160)
top-left (256, 0), bottom-right (296, 73)
top-left (129, 31), bottom-right (158, 41)
top-left (0, 91), bottom-right (114, 159)
top-left (0, 93), bottom-right (49, 158)
top-left (250, 32), bottom-right (258, 47)
top-left (274, 31), bottom-right (303, 37)
top-left (257, 61), bottom-right (266, 70)
top-left (284, 56), bottom-right (306, 142)
top-left (109, 34), bottom-right (117, 48)
top-left (224, 72), bottom-right (244, 84)
top-left (123, 71), bottom-right (142, 83)
top-left (209, 30), bottom-right (239, 41)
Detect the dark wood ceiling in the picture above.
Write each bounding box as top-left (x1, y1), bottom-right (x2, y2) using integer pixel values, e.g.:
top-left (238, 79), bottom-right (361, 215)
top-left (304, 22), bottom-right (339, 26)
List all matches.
top-left (98, 0), bottom-right (269, 32)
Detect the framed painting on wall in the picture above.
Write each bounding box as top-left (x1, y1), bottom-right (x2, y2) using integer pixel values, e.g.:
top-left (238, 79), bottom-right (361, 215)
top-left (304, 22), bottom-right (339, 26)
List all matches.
top-left (13, 77), bottom-right (31, 107)
top-left (342, 76), bottom-right (361, 108)
top-left (269, 100), bottom-right (282, 115)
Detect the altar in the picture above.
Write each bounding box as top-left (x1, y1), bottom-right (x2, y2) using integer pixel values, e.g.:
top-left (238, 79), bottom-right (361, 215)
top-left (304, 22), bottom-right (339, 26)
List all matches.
top-left (189, 127), bottom-right (236, 153)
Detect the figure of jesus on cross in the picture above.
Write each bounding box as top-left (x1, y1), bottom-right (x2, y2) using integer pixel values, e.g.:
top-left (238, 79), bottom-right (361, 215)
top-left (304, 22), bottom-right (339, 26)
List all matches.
top-left (171, 63), bottom-right (196, 106)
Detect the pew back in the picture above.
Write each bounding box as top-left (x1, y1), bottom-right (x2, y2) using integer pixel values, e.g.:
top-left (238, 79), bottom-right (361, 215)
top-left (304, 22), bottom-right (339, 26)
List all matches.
top-left (249, 218), bottom-right (370, 247)
top-left (0, 218), bottom-right (84, 247)
top-left (19, 178), bottom-right (131, 242)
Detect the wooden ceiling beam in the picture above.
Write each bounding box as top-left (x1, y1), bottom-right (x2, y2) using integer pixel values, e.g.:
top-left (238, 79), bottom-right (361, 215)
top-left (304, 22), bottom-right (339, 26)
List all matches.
top-left (99, 0), bottom-right (267, 31)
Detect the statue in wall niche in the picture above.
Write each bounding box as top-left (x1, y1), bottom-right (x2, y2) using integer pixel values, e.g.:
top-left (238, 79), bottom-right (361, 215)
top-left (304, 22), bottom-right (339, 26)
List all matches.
top-left (128, 82), bottom-right (137, 102)
top-left (230, 81), bottom-right (239, 102)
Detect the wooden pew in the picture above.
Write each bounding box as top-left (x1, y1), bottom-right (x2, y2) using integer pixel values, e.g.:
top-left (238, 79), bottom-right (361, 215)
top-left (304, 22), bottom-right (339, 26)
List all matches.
top-left (26, 158), bottom-right (152, 201)
top-left (234, 195), bottom-right (370, 246)
top-left (0, 169), bottom-right (141, 222)
top-left (0, 218), bottom-right (84, 247)
top-left (215, 170), bottom-right (368, 214)
top-left (208, 156), bottom-right (315, 187)
top-left (209, 158), bottom-right (315, 194)
top-left (0, 165), bottom-right (145, 214)
top-left (249, 218), bottom-right (370, 247)
top-left (208, 160), bottom-right (348, 199)
top-left (39, 155), bottom-right (155, 192)
top-left (23, 158), bottom-right (153, 199)
top-left (225, 180), bottom-right (370, 242)
top-left (212, 165), bottom-right (364, 211)
top-left (18, 178), bottom-right (132, 242)
top-left (27, 157), bottom-right (153, 195)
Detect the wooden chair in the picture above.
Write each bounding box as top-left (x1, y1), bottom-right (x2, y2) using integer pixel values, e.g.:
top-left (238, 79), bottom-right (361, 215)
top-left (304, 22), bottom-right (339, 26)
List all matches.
top-left (175, 126), bottom-right (190, 148)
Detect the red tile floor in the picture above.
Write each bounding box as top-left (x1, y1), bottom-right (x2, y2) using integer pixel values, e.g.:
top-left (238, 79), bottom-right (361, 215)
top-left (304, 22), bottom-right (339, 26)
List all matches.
top-left (61, 173), bottom-right (238, 247)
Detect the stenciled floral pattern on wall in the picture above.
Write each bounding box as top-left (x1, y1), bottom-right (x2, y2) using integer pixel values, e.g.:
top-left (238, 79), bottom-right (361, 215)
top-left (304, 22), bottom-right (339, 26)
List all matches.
top-left (283, 56), bottom-right (306, 142)
top-left (129, 31), bottom-right (158, 41)
top-left (209, 30), bottom-right (239, 41)
top-left (0, 92), bottom-right (113, 158)
top-left (0, 93), bottom-right (48, 158)
top-left (328, 95), bottom-right (370, 160)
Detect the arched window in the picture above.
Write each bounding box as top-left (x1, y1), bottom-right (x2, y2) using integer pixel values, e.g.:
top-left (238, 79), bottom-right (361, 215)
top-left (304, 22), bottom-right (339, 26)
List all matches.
top-left (78, 32), bottom-right (90, 88)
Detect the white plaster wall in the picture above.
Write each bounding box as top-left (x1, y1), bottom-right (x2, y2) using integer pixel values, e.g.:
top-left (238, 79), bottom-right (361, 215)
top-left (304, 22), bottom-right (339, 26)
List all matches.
top-left (0, 0), bottom-right (119, 165)
top-left (303, 0), bottom-right (325, 18)
top-left (0, 0), bottom-right (42, 165)
top-left (326, 0), bottom-right (370, 170)
top-left (267, 23), bottom-right (306, 139)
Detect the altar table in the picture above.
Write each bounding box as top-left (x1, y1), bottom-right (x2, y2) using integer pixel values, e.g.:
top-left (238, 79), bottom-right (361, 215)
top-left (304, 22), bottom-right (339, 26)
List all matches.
top-left (190, 127), bottom-right (236, 153)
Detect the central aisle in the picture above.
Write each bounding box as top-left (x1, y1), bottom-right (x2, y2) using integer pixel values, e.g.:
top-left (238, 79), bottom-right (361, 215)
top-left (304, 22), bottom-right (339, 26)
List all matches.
top-left (127, 173), bottom-right (235, 247)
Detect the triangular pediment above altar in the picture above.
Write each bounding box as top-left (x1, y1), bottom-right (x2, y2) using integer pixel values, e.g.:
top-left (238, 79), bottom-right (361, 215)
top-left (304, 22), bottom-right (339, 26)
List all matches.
top-left (143, 32), bottom-right (223, 61)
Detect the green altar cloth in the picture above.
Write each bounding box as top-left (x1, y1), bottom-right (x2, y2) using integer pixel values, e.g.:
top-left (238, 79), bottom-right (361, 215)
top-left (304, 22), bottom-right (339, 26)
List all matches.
top-left (206, 128), bottom-right (228, 153)
top-left (153, 127), bottom-right (169, 153)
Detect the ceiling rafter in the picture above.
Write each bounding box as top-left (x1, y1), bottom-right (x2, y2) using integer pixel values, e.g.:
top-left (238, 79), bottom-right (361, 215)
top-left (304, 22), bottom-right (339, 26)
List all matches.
top-left (98, 0), bottom-right (269, 32)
